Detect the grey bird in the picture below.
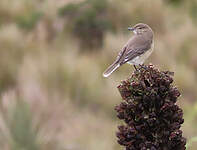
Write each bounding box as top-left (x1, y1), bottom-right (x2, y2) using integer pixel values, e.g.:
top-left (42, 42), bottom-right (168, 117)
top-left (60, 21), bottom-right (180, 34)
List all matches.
top-left (103, 23), bottom-right (154, 78)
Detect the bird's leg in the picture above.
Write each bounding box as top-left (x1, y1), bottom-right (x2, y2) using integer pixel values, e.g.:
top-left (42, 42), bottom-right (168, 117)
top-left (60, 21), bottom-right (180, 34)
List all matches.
top-left (139, 64), bottom-right (147, 70)
top-left (133, 65), bottom-right (138, 71)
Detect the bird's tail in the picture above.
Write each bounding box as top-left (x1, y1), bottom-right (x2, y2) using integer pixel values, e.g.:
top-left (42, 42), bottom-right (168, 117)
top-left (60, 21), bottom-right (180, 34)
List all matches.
top-left (103, 62), bottom-right (120, 78)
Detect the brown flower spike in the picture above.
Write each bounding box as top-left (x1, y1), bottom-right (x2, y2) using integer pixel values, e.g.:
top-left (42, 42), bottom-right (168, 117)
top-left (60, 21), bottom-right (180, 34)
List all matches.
top-left (115, 64), bottom-right (186, 150)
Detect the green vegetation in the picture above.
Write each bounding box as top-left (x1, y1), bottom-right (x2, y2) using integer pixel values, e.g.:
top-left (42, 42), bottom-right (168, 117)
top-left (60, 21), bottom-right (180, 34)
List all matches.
top-left (59, 0), bottom-right (113, 49)
top-left (166, 0), bottom-right (184, 6)
top-left (8, 100), bottom-right (39, 150)
top-left (0, 0), bottom-right (196, 149)
top-left (16, 11), bottom-right (42, 30)
top-left (189, 0), bottom-right (197, 24)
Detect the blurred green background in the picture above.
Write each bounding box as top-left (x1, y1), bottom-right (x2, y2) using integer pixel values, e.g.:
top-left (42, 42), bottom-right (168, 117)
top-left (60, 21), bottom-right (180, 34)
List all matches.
top-left (0, 0), bottom-right (197, 149)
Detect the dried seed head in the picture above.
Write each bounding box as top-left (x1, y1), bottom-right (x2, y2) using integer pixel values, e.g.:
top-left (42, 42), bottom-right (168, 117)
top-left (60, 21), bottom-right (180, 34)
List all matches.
top-left (115, 65), bottom-right (186, 150)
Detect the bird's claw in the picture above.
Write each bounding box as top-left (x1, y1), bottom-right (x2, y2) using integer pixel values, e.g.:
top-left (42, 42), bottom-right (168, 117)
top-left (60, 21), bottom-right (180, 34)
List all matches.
top-left (139, 64), bottom-right (147, 70)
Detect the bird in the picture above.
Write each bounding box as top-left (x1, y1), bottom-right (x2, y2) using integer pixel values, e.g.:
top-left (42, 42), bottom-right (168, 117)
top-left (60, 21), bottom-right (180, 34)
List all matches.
top-left (103, 23), bottom-right (154, 78)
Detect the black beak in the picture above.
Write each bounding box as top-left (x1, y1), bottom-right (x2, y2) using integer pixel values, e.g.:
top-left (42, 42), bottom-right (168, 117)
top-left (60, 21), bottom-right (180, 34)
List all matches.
top-left (128, 27), bottom-right (134, 31)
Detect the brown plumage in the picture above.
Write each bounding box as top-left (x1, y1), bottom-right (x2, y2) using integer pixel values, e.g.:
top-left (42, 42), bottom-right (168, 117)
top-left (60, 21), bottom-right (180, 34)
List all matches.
top-left (103, 23), bottom-right (154, 77)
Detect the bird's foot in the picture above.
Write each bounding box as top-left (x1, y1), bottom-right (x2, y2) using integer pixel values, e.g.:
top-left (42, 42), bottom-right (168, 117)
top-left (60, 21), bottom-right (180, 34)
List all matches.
top-left (139, 64), bottom-right (148, 70)
top-left (133, 65), bottom-right (138, 71)
top-left (133, 64), bottom-right (148, 72)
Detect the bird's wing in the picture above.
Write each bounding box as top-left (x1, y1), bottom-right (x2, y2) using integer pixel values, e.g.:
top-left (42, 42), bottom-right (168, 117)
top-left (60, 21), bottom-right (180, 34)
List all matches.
top-left (122, 38), bottom-right (151, 64)
top-left (102, 46), bottom-right (127, 77)
top-left (113, 46), bottom-right (127, 64)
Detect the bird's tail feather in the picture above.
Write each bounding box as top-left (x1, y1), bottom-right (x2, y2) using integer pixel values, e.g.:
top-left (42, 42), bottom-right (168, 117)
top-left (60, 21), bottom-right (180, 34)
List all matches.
top-left (103, 63), bottom-right (120, 78)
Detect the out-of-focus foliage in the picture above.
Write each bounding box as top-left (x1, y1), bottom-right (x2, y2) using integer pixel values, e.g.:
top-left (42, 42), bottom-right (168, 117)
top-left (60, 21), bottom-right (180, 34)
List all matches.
top-left (0, 0), bottom-right (197, 149)
top-left (186, 136), bottom-right (197, 149)
top-left (165, 0), bottom-right (184, 6)
top-left (16, 11), bottom-right (42, 30)
top-left (7, 100), bottom-right (39, 150)
top-left (0, 31), bottom-right (25, 92)
top-left (189, 0), bottom-right (197, 24)
top-left (59, 0), bottom-right (113, 49)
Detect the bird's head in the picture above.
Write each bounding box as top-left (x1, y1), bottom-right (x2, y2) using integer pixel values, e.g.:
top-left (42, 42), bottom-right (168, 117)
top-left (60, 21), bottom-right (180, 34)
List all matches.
top-left (128, 23), bottom-right (152, 35)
